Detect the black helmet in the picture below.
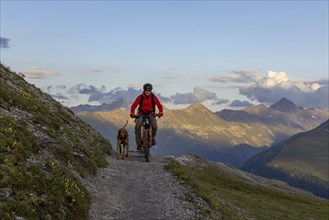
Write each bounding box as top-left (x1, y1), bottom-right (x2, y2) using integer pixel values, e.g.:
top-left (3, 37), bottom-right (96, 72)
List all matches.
top-left (143, 83), bottom-right (153, 91)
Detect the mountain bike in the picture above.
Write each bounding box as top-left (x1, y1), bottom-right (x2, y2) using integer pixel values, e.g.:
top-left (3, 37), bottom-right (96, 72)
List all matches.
top-left (134, 114), bottom-right (158, 162)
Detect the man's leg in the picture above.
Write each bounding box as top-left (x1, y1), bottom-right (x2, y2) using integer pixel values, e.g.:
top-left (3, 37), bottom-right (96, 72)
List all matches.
top-left (150, 117), bottom-right (158, 145)
top-left (135, 116), bottom-right (143, 149)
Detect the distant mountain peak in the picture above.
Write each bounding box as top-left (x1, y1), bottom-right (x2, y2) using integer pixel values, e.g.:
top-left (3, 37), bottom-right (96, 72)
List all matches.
top-left (270, 98), bottom-right (298, 112)
top-left (185, 103), bottom-right (211, 112)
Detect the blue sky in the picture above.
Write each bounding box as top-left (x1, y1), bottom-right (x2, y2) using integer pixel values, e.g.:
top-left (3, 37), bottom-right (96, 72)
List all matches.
top-left (1, 1), bottom-right (328, 111)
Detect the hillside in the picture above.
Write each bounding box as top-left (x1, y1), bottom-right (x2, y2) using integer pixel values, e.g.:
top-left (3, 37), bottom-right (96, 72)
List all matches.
top-left (0, 64), bottom-right (112, 219)
top-left (166, 154), bottom-right (329, 219)
top-left (241, 120), bottom-right (329, 199)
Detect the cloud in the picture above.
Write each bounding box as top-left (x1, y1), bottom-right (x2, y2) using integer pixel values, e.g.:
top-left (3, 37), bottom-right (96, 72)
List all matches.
top-left (51, 93), bottom-right (69, 100)
top-left (0, 37), bottom-right (10, 48)
top-left (171, 87), bottom-right (218, 104)
top-left (46, 84), bottom-right (105, 99)
top-left (229, 100), bottom-right (254, 107)
top-left (46, 85), bottom-right (71, 100)
top-left (46, 84), bottom-right (107, 106)
top-left (239, 70), bottom-right (329, 108)
top-left (46, 84), bottom-right (171, 106)
top-left (88, 87), bottom-right (129, 104)
top-left (209, 68), bottom-right (261, 83)
top-left (23, 69), bottom-right (61, 79)
top-left (69, 84), bottom-right (106, 95)
top-left (46, 85), bottom-right (67, 93)
top-left (83, 67), bottom-right (122, 74)
top-left (84, 67), bottom-right (105, 73)
top-left (212, 98), bottom-right (230, 105)
top-left (88, 87), bottom-right (171, 104)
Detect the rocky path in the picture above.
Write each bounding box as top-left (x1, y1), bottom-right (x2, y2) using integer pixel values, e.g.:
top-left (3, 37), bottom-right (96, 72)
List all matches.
top-left (80, 152), bottom-right (204, 220)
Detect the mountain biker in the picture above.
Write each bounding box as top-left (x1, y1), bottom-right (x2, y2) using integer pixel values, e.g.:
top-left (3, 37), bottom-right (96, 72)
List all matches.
top-left (130, 83), bottom-right (163, 150)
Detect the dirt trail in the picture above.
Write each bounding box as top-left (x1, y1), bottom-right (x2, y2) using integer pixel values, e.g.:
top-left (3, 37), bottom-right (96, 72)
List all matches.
top-left (80, 152), bottom-right (205, 220)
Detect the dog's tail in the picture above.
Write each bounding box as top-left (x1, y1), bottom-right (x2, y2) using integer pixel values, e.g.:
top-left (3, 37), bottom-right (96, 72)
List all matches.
top-left (122, 120), bottom-right (128, 129)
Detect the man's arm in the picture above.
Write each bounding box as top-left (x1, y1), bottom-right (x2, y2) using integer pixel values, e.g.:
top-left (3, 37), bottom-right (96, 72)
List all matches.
top-left (154, 95), bottom-right (163, 113)
top-left (130, 95), bottom-right (141, 115)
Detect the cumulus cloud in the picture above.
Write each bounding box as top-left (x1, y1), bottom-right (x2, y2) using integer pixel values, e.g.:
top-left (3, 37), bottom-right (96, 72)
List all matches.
top-left (209, 68), bottom-right (261, 83)
top-left (23, 69), bottom-right (61, 78)
top-left (0, 37), bottom-right (10, 48)
top-left (239, 70), bottom-right (329, 108)
top-left (171, 87), bottom-right (218, 104)
top-left (229, 100), bottom-right (254, 107)
top-left (69, 84), bottom-right (106, 95)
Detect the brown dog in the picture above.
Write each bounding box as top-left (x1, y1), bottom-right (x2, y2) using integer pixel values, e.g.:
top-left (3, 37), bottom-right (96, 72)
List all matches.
top-left (116, 120), bottom-right (129, 160)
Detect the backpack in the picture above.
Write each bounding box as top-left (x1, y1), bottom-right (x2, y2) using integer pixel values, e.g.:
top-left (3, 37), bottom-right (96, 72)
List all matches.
top-left (138, 94), bottom-right (155, 114)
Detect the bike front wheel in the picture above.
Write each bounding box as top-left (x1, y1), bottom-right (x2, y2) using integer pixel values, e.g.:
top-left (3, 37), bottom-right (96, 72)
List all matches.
top-left (144, 131), bottom-right (150, 162)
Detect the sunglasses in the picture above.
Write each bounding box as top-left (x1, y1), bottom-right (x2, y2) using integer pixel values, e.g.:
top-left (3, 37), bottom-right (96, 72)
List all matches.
top-left (144, 89), bottom-right (152, 92)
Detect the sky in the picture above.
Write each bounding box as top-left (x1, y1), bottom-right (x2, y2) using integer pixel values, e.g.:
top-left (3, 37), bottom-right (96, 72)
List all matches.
top-left (1, 1), bottom-right (328, 111)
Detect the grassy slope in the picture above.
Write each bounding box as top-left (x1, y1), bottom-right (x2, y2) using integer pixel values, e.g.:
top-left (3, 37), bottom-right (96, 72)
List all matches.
top-left (269, 121), bottom-right (329, 181)
top-left (0, 64), bottom-right (112, 219)
top-left (166, 157), bottom-right (329, 220)
top-left (240, 121), bottom-right (329, 199)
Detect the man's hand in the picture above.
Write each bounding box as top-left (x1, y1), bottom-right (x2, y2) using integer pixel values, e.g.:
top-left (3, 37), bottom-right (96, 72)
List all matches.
top-left (130, 113), bottom-right (135, 118)
top-left (158, 112), bottom-right (163, 118)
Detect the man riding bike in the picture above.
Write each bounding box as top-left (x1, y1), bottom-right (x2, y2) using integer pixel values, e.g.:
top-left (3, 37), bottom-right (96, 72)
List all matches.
top-left (130, 83), bottom-right (164, 150)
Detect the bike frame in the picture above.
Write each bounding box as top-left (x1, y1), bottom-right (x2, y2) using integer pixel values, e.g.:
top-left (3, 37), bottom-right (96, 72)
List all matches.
top-left (135, 114), bottom-right (157, 162)
top-left (142, 114), bottom-right (153, 162)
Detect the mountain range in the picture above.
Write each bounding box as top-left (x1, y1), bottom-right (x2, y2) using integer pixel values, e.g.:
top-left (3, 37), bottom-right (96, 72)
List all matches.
top-left (76, 99), bottom-right (328, 167)
top-left (216, 97), bottom-right (327, 132)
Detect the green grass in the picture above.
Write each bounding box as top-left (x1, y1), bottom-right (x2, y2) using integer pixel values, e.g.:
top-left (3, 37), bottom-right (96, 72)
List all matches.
top-left (165, 158), bottom-right (329, 220)
top-left (273, 136), bottom-right (329, 181)
top-left (0, 116), bottom-right (90, 219)
top-left (1, 63), bottom-right (112, 219)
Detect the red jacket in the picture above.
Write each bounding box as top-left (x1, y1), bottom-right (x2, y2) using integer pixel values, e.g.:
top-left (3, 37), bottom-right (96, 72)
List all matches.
top-left (131, 92), bottom-right (163, 115)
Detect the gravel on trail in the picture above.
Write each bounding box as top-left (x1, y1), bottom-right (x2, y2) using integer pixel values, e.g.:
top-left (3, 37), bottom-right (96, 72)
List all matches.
top-left (80, 151), bottom-right (207, 220)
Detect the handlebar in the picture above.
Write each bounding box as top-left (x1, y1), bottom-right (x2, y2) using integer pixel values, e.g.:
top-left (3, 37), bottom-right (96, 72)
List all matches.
top-left (132, 113), bottom-right (159, 118)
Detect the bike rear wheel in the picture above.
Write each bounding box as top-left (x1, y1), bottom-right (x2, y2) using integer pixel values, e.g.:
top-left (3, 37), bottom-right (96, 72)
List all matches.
top-left (144, 131), bottom-right (150, 162)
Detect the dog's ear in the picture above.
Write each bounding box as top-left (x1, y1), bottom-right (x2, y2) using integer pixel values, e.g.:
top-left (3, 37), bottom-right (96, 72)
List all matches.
top-left (117, 130), bottom-right (121, 138)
